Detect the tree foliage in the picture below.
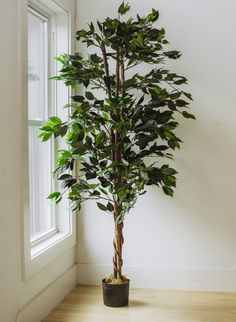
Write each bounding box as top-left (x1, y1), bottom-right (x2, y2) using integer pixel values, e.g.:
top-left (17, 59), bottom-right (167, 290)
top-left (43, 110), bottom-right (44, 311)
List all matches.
top-left (40, 2), bottom-right (195, 220)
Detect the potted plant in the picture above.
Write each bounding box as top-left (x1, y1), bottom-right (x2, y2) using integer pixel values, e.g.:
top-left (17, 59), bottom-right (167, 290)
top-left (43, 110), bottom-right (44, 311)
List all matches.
top-left (39, 2), bottom-right (195, 307)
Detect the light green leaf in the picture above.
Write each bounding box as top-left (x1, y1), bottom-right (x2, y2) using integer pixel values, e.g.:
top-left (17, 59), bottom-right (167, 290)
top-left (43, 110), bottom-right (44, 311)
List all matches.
top-left (49, 116), bottom-right (62, 124)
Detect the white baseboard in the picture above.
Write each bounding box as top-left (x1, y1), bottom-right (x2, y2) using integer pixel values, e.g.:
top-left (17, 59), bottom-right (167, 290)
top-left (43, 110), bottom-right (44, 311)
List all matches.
top-left (78, 263), bottom-right (236, 292)
top-left (16, 264), bottom-right (78, 322)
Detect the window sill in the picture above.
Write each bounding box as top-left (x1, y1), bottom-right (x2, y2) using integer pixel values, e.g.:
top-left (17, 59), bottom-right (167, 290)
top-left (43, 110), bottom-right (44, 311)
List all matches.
top-left (23, 214), bottom-right (76, 280)
top-left (31, 231), bottom-right (70, 258)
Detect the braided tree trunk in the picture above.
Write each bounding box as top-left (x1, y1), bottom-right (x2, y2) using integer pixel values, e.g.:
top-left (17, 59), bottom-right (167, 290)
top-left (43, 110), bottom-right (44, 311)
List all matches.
top-left (113, 210), bottom-right (124, 280)
top-left (101, 43), bottom-right (125, 281)
top-left (112, 53), bottom-right (125, 280)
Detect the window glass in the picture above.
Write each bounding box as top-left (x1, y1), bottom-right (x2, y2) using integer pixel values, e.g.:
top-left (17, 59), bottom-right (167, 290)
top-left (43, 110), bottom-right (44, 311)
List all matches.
top-left (28, 8), bottom-right (56, 242)
top-left (28, 10), bottom-right (47, 120)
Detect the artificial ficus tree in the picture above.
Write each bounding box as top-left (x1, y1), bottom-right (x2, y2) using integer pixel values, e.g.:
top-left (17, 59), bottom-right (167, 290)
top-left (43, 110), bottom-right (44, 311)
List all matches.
top-left (39, 2), bottom-right (195, 282)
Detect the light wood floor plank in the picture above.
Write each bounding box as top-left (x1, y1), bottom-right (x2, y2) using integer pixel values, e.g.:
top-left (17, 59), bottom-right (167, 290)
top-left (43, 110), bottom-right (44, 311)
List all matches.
top-left (43, 285), bottom-right (236, 322)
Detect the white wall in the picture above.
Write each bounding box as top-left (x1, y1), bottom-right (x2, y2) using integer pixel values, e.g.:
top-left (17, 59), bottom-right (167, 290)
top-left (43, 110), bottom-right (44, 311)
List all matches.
top-left (0, 1), bottom-right (77, 322)
top-left (76, 0), bottom-right (236, 291)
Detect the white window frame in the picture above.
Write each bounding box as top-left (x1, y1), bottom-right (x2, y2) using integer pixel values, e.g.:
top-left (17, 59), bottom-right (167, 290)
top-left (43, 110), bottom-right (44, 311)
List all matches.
top-left (21, 0), bottom-right (76, 280)
top-left (28, 5), bottom-right (58, 246)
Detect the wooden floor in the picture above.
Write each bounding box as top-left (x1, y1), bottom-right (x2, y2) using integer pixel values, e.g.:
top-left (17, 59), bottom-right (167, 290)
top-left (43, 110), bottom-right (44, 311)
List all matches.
top-left (43, 285), bottom-right (236, 322)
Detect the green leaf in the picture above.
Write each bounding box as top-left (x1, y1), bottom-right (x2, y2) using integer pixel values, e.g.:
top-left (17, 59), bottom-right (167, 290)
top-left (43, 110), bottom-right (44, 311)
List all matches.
top-left (166, 175), bottom-right (176, 184)
top-left (98, 177), bottom-right (111, 188)
top-left (75, 203), bottom-right (81, 211)
top-left (156, 145), bottom-right (169, 151)
top-left (147, 8), bottom-right (159, 22)
top-left (137, 33), bottom-right (143, 45)
top-left (72, 142), bottom-right (87, 155)
top-left (174, 78), bottom-right (187, 85)
top-left (60, 125), bottom-right (68, 137)
top-left (39, 126), bottom-right (53, 132)
top-left (167, 101), bottom-right (177, 111)
top-left (37, 132), bottom-right (45, 138)
top-left (107, 202), bottom-right (114, 212)
top-left (182, 111), bottom-right (196, 119)
top-left (48, 192), bottom-right (61, 199)
top-left (58, 174), bottom-right (72, 180)
top-left (168, 139), bottom-right (180, 150)
top-left (48, 191), bottom-right (62, 203)
top-left (132, 35), bottom-right (144, 48)
top-left (42, 133), bottom-right (52, 142)
top-left (163, 130), bottom-right (174, 139)
top-left (85, 172), bottom-right (97, 180)
top-left (161, 166), bottom-right (177, 176)
top-left (118, 1), bottom-right (131, 15)
top-left (91, 190), bottom-right (100, 196)
top-left (164, 51), bottom-right (181, 59)
top-left (71, 95), bottom-right (84, 102)
top-left (99, 187), bottom-right (108, 196)
top-left (162, 186), bottom-right (174, 197)
top-left (97, 20), bottom-right (103, 32)
top-left (89, 22), bottom-right (95, 33)
top-left (176, 99), bottom-right (188, 107)
top-left (183, 92), bottom-right (193, 101)
top-left (49, 116), bottom-right (62, 124)
top-left (85, 91), bottom-right (94, 100)
top-left (97, 202), bottom-right (107, 211)
top-left (170, 92), bottom-right (181, 100)
top-left (55, 196), bottom-right (62, 204)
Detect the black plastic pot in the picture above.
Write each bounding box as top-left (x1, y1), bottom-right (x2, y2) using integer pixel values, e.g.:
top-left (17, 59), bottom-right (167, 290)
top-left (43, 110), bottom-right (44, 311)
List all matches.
top-left (102, 279), bottom-right (130, 307)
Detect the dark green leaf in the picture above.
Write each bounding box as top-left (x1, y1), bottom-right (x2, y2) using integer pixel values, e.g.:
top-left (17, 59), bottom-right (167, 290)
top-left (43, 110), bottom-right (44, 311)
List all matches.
top-left (118, 2), bottom-right (131, 15)
top-left (107, 202), bottom-right (114, 212)
top-left (60, 125), bottom-right (68, 137)
top-left (98, 177), bottom-right (111, 188)
top-left (97, 20), bottom-right (103, 32)
top-left (170, 92), bottom-right (181, 100)
top-left (85, 172), bottom-right (97, 180)
top-left (97, 202), bottom-right (107, 211)
top-left (58, 174), bottom-right (72, 180)
top-left (85, 91), bottom-right (94, 100)
top-left (182, 111), bottom-right (196, 119)
top-left (176, 99), bottom-right (188, 107)
top-left (161, 166), bottom-right (177, 176)
top-left (183, 92), bottom-right (193, 101)
top-left (164, 51), bottom-right (181, 59)
top-left (71, 95), bottom-right (84, 102)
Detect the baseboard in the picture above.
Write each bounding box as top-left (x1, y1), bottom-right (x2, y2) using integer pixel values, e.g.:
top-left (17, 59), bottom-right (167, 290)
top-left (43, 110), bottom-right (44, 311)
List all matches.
top-left (16, 264), bottom-right (78, 322)
top-left (78, 263), bottom-right (236, 292)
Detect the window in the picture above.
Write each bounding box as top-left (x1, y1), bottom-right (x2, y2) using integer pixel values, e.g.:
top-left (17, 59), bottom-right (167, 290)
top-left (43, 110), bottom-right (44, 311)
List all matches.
top-left (23, 0), bottom-right (76, 279)
top-left (28, 7), bottom-right (56, 245)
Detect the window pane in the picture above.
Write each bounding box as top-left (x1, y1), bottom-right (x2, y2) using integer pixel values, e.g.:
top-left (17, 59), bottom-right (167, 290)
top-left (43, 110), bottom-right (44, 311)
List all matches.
top-left (28, 126), bottom-right (53, 238)
top-left (28, 8), bottom-right (55, 242)
top-left (28, 10), bottom-right (47, 121)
